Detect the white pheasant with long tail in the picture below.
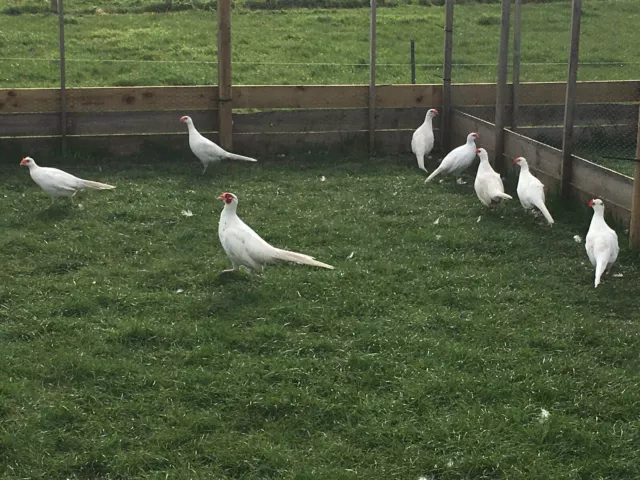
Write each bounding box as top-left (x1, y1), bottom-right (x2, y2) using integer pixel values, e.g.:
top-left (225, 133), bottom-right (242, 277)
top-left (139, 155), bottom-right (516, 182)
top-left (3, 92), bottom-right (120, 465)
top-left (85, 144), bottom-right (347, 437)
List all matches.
top-left (514, 156), bottom-right (554, 225)
top-left (411, 108), bottom-right (438, 173)
top-left (425, 132), bottom-right (478, 184)
top-left (217, 192), bottom-right (335, 274)
top-left (20, 157), bottom-right (115, 205)
top-left (474, 148), bottom-right (512, 207)
top-left (180, 115), bottom-right (258, 174)
top-left (585, 198), bottom-right (619, 288)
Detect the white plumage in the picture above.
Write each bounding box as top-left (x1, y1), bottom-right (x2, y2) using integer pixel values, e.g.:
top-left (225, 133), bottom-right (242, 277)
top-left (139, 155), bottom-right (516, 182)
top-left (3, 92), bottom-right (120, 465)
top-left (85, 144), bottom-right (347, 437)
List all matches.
top-left (20, 156), bottom-right (115, 205)
top-left (218, 192), bottom-right (335, 274)
top-left (180, 116), bottom-right (258, 174)
top-left (411, 108), bottom-right (438, 173)
top-left (425, 132), bottom-right (478, 184)
top-left (585, 198), bottom-right (619, 288)
top-left (474, 148), bottom-right (512, 207)
top-left (514, 156), bottom-right (554, 225)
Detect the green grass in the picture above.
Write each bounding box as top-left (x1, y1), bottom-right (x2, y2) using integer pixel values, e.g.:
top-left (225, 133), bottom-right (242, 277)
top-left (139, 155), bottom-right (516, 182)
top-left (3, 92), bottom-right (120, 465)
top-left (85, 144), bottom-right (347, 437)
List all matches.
top-left (0, 0), bottom-right (639, 87)
top-left (1, 151), bottom-right (640, 478)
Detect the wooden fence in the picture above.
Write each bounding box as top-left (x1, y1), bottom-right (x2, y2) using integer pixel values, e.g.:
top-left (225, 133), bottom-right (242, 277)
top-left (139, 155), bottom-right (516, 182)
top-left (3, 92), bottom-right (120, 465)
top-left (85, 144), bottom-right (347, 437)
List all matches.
top-left (1, 80), bottom-right (639, 222)
top-left (2, 80), bottom-right (638, 156)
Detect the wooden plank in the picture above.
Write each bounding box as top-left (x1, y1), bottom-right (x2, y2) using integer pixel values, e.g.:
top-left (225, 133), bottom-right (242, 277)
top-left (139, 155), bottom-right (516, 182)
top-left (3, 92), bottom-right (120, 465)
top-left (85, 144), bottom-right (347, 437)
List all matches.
top-left (451, 109), bottom-right (496, 160)
top-left (504, 128), bottom-right (562, 178)
top-left (452, 81), bottom-right (640, 107)
top-left (572, 155), bottom-right (633, 211)
top-left (0, 87), bottom-right (220, 113)
top-left (1, 108), bottom-right (441, 137)
top-left (2, 82), bottom-right (638, 115)
top-left (57, 0), bottom-right (67, 155)
top-left (0, 130), bottom-right (422, 160)
top-left (630, 105), bottom-right (640, 248)
top-left (459, 103), bottom-right (639, 127)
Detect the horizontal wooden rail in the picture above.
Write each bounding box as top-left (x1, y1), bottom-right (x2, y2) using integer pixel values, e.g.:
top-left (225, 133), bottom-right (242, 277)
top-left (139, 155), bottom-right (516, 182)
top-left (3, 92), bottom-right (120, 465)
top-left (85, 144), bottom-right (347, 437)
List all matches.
top-left (1, 107), bottom-right (441, 137)
top-left (2, 81), bottom-right (638, 114)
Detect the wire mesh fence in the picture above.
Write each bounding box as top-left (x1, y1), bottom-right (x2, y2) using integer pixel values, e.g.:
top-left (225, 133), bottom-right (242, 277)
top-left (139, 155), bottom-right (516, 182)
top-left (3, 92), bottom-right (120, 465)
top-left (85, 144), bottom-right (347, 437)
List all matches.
top-left (1, 0), bottom-right (638, 175)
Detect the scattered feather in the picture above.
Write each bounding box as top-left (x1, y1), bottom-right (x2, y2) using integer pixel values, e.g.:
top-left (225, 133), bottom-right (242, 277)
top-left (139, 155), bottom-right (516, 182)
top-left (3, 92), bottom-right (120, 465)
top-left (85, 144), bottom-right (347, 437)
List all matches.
top-left (435, 235), bottom-right (442, 240)
top-left (77, 203), bottom-right (84, 209)
top-left (433, 217), bottom-right (440, 225)
top-left (320, 176), bottom-right (326, 182)
top-left (477, 216), bottom-right (482, 223)
top-left (539, 408), bottom-right (550, 423)
top-left (181, 209), bottom-right (193, 217)
top-left (573, 235), bottom-right (582, 243)
top-left (613, 273), bottom-right (623, 278)
top-left (176, 288), bottom-right (184, 294)
top-left (347, 251), bottom-right (355, 259)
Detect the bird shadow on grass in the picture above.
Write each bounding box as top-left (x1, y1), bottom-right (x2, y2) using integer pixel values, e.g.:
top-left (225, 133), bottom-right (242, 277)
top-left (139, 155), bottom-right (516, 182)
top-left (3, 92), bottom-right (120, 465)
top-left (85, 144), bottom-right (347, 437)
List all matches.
top-left (35, 204), bottom-right (73, 221)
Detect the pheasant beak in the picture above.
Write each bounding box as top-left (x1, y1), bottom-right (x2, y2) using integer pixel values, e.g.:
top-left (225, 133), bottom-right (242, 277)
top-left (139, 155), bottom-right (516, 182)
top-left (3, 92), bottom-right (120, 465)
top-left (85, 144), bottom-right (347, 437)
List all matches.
top-left (218, 193), bottom-right (226, 200)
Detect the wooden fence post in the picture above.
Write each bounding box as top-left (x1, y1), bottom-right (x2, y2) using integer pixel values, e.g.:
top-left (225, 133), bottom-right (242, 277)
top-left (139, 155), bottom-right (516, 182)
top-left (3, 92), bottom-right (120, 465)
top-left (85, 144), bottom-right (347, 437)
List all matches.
top-left (442, 0), bottom-right (454, 153)
top-left (51, 0), bottom-right (58, 13)
top-left (512, 0), bottom-right (522, 132)
top-left (629, 106), bottom-right (640, 249)
top-left (58, 0), bottom-right (67, 156)
top-left (217, 0), bottom-right (233, 150)
top-left (561, 0), bottom-right (581, 198)
top-left (493, 0), bottom-right (510, 174)
top-left (368, 0), bottom-right (377, 154)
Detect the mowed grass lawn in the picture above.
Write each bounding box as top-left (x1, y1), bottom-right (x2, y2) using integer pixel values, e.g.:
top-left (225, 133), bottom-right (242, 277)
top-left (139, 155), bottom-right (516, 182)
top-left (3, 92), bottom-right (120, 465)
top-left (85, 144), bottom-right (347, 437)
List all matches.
top-left (1, 151), bottom-right (640, 479)
top-left (0, 0), bottom-right (639, 87)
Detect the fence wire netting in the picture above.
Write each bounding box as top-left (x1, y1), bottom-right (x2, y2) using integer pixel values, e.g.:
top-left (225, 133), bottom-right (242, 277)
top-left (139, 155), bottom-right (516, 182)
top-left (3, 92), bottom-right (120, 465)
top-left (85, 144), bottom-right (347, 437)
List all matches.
top-left (1, 0), bottom-right (638, 175)
top-left (450, 0), bottom-right (639, 177)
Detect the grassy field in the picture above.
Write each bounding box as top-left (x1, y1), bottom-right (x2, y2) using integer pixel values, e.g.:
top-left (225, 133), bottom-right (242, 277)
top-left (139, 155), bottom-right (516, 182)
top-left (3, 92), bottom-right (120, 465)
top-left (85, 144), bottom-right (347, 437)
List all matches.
top-left (1, 150), bottom-right (640, 479)
top-left (0, 0), bottom-right (639, 88)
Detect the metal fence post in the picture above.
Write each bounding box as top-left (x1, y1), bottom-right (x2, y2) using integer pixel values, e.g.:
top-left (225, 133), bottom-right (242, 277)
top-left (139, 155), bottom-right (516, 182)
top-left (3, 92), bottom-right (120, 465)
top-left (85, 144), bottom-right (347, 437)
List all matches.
top-left (410, 40), bottom-right (416, 84)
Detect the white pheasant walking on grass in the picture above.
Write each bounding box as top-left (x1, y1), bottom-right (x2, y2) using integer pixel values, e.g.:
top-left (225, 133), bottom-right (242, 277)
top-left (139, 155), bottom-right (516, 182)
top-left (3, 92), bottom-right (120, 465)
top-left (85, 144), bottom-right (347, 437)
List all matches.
top-left (180, 115), bottom-right (258, 174)
top-left (425, 132), bottom-right (478, 185)
top-left (218, 192), bottom-right (335, 274)
top-left (20, 156), bottom-right (115, 206)
top-left (513, 156), bottom-right (554, 225)
top-left (585, 198), bottom-right (619, 288)
top-left (411, 108), bottom-right (438, 174)
top-left (474, 148), bottom-right (512, 207)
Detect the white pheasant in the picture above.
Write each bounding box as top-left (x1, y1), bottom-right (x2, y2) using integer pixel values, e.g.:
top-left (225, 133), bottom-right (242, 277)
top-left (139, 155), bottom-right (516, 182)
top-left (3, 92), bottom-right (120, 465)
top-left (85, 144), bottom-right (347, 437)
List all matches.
top-left (218, 192), bottom-right (335, 274)
top-left (180, 115), bottom-right (258, 174)
top-left (411, 108), bottom-right (438, 174)
top-left (20, 156), bottom-right (115, 205)
top-left (425, 132), bottom-right (478, 184)
top-left (513, 156), bottom-right (554, 225)
top-left (585, 198), bottom-right (619, 288)
top-left (474, 148), bottom-right (512, 207)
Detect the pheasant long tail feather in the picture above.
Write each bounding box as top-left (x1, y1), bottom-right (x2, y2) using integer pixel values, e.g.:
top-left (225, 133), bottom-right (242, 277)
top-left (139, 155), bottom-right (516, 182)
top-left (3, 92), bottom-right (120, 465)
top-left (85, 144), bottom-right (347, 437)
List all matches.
top-left (535, 200), bottom-right (554, 225)
top-left (273, 248), bottom-right (335, 269)
top-left (495, 192), bottom-right (512, 200)
top-left (226, 152), bottom-right (258, 163)
top-left (80, 179), bottom-right (116, 190)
